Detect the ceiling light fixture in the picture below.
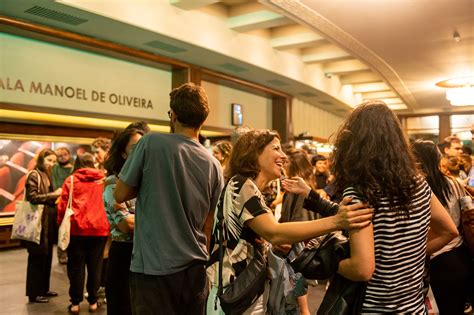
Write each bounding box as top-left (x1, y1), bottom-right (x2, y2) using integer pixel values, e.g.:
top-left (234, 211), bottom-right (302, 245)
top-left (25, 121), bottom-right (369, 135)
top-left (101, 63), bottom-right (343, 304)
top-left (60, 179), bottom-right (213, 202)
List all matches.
top-left (453, 30), bottom-right (461, 42)
top-left (436, 77), bottom-right (474, 106)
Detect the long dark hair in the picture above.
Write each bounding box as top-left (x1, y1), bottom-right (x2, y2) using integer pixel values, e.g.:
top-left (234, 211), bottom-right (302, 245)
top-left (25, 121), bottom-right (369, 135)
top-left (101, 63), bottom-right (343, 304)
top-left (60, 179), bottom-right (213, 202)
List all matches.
top-left (35, 148), bottom-right (56, 172)
top-left (412, 139), bottom-right (452, 208)
top-left (104, 128), bottom-right (143, 176)
top-left (226, 129), bottom-right (280, 181)
top-left (332, 100), bottom-right (419, 216)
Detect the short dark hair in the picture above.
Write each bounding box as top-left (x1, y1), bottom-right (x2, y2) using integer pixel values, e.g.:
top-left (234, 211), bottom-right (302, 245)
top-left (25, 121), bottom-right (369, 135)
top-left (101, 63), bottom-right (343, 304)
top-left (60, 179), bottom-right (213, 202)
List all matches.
top-left (105, 128), bottom-right (143, 176)
top-left (438, 135), bottom-right (462, 153)
top-left (126, 121), bottom-right (150, 134)
top-left (444, 135), bottom-right (461, 144)
top-left (169, 83), bottom-right (209, 129)
top-left (311, 154), bottom-right (327, 166)
top-left (73, 153), bottom-right (95, 172)
top-left (35, 148), bottom-right (56, 172)
top-left (226, 129), bottom-right (280, 180)
top-left (92, 137), bottom-right (111, 151)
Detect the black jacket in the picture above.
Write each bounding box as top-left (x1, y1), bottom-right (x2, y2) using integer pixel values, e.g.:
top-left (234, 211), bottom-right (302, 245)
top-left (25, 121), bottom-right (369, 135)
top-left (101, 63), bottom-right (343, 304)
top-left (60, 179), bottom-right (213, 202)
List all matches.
top-left (21, 169), bottom-right (59, 254)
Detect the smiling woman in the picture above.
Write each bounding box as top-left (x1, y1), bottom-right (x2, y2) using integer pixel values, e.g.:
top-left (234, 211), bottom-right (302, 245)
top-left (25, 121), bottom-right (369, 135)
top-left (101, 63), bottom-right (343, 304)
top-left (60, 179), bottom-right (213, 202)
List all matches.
top-left (207, 129), bottom-right (374, 314)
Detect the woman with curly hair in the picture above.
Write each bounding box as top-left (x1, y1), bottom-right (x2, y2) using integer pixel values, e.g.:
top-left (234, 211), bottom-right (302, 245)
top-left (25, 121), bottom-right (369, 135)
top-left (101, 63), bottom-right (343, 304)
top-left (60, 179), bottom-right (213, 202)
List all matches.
top-left (328, 101), bottom-right (458, 312)
top-left (208, 129), bottom-right (374, 314)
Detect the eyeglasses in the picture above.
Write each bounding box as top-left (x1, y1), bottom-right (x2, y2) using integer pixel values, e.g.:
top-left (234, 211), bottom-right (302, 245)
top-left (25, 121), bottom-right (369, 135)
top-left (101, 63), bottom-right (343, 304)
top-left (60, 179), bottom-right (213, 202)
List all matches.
top-left (168, 110), bottom-right (172, 119)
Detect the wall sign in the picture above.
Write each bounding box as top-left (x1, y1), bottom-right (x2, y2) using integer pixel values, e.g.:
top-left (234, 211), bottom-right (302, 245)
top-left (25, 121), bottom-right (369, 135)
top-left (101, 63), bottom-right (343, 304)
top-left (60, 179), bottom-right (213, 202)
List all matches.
top-left (0, 33), bottom-right (172, 120)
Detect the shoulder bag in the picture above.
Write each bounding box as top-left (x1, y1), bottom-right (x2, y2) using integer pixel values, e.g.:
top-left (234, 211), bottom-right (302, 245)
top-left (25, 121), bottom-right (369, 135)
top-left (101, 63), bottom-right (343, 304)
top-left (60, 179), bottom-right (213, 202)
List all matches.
top-left (214, 183), bottom-right (268, 314)
top-left (58, 176), bottom-right (74, 251)
top-left (290, 232), bottom-right (349, 280)
top-left (11, 170), bottom-right (44, 245)
top-left (290, 232), bottom-right (366, 315)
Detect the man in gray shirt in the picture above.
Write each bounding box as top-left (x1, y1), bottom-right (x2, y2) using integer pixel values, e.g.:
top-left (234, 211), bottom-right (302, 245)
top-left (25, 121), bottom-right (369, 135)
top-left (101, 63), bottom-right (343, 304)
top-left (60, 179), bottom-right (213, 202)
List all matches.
top-left (115, 83), bottom-right (223, 315)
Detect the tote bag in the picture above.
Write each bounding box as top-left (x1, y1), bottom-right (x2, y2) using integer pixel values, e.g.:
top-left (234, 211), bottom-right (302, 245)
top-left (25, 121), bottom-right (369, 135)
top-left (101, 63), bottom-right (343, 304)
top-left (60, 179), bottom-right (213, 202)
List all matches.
top-left (58, 176), bottom-right (74, 251)
top-left (11, 171), bottom-right (44, 245)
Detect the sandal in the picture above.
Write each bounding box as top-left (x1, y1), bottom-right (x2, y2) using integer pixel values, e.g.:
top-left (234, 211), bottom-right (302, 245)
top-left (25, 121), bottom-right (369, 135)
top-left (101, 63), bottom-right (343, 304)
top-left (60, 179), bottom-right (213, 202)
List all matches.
top-left (68, 304), bottom-right (80, 314)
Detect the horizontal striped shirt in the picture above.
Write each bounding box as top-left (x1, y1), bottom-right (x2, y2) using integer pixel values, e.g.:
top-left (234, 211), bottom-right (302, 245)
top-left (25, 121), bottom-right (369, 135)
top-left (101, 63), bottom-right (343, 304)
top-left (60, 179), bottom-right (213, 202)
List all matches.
top-left (344, 177), bottom-right (431, 313)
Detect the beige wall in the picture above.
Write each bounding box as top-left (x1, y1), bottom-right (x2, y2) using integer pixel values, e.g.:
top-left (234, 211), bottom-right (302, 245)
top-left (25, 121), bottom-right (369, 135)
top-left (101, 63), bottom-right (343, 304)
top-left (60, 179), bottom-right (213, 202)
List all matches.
top-left (0, 33), bottom-right (172, 121)
top-left (202, 80), bottom-right (272, 130)
top-left (292, 98), bottom-right (345, 140)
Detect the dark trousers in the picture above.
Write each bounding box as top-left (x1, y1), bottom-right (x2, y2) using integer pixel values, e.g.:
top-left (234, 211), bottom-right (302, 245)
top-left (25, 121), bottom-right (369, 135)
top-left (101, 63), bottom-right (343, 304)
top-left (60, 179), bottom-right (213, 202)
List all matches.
top-left (129, 262), bottom-right (208, 315)
top-left (26, 242), bottom-right (53, 298)
top-left (106, 241), bottom-right (133, 315)
top-left (430, 244), bottom-right (472, 315)
top-left (67, 236), bottom-right (107, 305)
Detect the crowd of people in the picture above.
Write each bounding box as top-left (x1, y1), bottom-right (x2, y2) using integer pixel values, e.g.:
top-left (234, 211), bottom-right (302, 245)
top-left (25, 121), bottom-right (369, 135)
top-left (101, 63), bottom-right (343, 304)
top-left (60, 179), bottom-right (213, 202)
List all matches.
top-left (20, 82), bottom-right (474, 315)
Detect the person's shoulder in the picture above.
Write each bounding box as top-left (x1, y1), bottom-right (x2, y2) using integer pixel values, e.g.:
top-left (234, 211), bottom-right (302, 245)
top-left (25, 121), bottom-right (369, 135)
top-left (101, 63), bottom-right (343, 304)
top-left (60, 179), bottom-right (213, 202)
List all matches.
top-left (413, 174), bottom-right (427, 187)
top-left (141, 132), bottom-right (166, 143)
top-left (229, 175), bottom-right (255, 191)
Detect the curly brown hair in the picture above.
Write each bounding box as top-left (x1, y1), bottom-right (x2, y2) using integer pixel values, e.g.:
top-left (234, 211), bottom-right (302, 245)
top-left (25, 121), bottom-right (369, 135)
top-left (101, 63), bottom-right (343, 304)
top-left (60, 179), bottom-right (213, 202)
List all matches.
top-left (225, 129), bottom-right (280, 181)
top-left (331, 100), bottom-right (419, 216)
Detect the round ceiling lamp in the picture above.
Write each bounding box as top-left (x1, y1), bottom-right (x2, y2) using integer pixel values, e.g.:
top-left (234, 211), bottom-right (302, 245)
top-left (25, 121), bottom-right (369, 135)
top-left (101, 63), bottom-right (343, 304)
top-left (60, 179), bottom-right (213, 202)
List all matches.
top-left (436, 76), bottom-right (474, 106)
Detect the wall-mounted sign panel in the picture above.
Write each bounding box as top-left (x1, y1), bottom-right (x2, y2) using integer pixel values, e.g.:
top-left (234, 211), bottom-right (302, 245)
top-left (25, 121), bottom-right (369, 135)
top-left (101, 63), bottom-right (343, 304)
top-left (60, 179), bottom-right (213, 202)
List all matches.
top-left (0, 33), bottom-right (172, 120)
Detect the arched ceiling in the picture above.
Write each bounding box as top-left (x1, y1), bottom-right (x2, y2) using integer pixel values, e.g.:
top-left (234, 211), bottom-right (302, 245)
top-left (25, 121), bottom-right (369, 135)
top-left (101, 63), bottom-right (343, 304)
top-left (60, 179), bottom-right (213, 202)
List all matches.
top-left (1, 0), bottom-right (473, 117)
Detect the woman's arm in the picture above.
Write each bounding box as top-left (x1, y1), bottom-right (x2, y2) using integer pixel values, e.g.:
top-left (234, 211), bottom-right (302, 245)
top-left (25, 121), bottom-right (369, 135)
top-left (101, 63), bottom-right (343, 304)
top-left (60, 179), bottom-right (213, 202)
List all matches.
top-left (104, 182), bottom-right (134, 234)
top-left (114, 179), bottom-right (137, 204)
top-left (303, 190), bottom-right (339, 216)
top-left (246, 204), bottom-right (373, 246)
top-left (337, 223), bottom-right (375, 281)
top-left (426, 194), bottom-right (459, 256)
top-left (116, 214), bottom-right (134, 234)
top-left (282, 177), bottom-right (338, 216)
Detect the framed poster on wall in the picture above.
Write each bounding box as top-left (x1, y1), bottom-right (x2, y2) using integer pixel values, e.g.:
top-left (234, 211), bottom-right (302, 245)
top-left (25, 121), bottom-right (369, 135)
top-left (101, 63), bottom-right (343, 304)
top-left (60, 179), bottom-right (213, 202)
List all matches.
top-left (231, 103), bottom-right (243, 126)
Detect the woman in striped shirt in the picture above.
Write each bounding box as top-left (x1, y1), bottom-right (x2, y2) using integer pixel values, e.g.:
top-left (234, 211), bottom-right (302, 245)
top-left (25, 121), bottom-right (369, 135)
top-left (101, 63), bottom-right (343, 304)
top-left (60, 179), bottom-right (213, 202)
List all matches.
top-left (331, 101), bottom-right (458, 313)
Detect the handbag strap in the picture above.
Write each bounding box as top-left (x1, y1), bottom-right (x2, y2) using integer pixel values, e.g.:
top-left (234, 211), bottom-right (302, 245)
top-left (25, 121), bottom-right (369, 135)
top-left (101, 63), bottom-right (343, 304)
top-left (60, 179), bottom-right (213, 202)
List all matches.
top-left (464, 184), bottom-right (473, 199)
top-left (23, 170), bottom-right (40, 202)
top-left (66, 176), bottom-right (74, 210)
